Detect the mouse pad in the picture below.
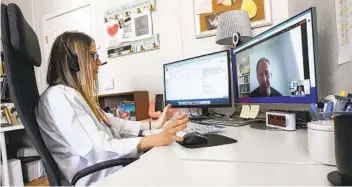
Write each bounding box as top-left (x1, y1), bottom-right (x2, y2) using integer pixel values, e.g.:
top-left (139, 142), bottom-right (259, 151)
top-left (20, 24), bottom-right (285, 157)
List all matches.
top-left (177, 134), bottom-right (237, 149)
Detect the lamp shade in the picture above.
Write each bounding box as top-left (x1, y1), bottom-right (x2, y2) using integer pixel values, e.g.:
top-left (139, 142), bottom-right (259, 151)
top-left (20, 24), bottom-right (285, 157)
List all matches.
top-left (215, 10), bottom-right (252, 45)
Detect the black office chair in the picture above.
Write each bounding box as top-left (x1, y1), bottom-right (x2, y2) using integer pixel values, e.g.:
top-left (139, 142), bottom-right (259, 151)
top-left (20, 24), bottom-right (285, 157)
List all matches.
top-left (1, 3), bottom-right (137, 186)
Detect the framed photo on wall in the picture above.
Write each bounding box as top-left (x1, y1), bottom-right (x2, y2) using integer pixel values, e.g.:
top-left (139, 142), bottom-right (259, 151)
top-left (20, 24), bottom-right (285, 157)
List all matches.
top-left (194, 0), bottom-right (272, 39)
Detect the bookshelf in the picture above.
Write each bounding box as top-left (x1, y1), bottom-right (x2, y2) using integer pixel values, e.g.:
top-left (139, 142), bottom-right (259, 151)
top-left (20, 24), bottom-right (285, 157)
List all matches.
top-left (238, 64), bottom-right (250, 98)
top-left (1, 52), bottom-right (11, 103)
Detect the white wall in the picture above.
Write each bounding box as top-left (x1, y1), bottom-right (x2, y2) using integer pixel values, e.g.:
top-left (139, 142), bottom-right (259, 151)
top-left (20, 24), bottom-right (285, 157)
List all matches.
top-left (288, 0), bottom-right (352, 96)
top-left (94, 0), bottom-right (184, 98)
top-left (32, 0), bottom-right (93, 92)
top-left (1, 0), bottom-right (34, 26)
top-left (12, 0), bottom-right (290, 101)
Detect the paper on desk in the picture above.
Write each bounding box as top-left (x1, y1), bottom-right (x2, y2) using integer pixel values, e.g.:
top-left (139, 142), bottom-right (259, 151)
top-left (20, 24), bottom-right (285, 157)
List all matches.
top-left (240, 105), bottom-right (251, 118)
top-left (194, 0), bottom-right (213, 14)
top-left (248, 105), bottom-right (260, 119)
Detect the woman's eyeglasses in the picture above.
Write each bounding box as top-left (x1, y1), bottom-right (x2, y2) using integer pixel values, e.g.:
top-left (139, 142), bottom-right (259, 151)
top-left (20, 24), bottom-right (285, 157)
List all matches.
top-left (91, 52), bottom-right (99, 61)
top-left (91, 52), bottom-right (107, 66)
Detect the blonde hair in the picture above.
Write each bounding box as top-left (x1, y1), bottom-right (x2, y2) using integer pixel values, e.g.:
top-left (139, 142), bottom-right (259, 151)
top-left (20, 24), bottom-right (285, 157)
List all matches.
top-left (46, 32), bottom-right (105, 122)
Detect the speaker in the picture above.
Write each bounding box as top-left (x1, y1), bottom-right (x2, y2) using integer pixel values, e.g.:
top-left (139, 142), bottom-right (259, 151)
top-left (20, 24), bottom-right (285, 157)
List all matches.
top-left (155, 94), bottom-right (164, 112)
top-left (327, 114), bottom-right (352, 185)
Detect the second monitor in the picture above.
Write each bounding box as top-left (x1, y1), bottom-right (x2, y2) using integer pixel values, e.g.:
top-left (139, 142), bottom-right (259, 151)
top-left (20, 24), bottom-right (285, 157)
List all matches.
top-left (232, 8), bottom-right (318, 104)
top-left (163, 50), bottom-right (231, 117)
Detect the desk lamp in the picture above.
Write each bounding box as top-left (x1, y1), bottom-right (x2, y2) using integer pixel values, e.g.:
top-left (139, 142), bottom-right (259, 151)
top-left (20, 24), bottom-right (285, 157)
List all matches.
top-left (215, 10), bottom-right (252, 47)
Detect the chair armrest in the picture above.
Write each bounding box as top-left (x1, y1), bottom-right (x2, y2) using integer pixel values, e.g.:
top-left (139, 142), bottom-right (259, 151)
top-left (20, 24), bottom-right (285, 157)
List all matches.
top-left (71, 158), bottom-right (138, 186)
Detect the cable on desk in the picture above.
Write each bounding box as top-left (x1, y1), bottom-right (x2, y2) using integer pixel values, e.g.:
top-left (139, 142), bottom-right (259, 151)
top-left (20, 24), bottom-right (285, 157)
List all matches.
top-left (210, 113), bottom-right (223, 118)
top-left (209, 110), bottom-right (226, 118)
top-left (196, 108), bottom-right (201, 116)
top-left (259, 110), bottom-right (266, 115)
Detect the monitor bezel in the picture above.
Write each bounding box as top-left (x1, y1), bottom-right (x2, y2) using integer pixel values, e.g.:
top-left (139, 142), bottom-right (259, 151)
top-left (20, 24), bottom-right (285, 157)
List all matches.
top-left (163, 50), bottom-right (232, 108)
top-left (232, 7), bottom-right (318, 104)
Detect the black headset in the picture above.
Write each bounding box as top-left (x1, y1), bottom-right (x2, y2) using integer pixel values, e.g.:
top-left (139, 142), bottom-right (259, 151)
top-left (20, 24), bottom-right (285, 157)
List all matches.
top-left (59, 36), bottom-right (80, 72)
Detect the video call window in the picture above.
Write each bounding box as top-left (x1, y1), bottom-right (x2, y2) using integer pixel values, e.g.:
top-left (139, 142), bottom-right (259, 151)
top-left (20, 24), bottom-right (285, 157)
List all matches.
top-left (236, 20), bottom-right (312, 98)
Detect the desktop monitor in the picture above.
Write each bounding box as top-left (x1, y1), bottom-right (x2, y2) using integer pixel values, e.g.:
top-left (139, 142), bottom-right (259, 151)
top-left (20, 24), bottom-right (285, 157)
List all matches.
top-left (232, 7), bottom-right (317, 104)
top-left (163, 50), bottom-right (231, 116)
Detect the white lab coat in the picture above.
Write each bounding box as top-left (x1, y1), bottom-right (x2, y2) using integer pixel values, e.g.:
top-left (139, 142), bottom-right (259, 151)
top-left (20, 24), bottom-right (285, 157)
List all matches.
top-left (35, 85), bottom-right (142, 186)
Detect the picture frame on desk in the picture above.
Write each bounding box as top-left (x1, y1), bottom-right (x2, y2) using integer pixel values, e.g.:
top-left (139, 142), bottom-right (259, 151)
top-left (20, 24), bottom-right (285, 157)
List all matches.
top-left (193, 0), bottom-right (273, 39)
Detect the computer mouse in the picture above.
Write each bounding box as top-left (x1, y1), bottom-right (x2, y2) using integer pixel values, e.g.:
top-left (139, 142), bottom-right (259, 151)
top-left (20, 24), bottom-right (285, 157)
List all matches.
top-left (181, 132), bottom-right (208, 145)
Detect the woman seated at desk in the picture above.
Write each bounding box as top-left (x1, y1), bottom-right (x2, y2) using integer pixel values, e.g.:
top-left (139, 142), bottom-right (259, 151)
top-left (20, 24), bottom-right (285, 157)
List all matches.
top-left (35, 32), bottom-right (188, 186)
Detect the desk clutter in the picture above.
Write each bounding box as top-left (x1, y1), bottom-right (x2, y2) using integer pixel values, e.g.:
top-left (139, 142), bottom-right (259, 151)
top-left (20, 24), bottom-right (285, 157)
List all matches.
top-left (103, 101), bottom-right (137, 121)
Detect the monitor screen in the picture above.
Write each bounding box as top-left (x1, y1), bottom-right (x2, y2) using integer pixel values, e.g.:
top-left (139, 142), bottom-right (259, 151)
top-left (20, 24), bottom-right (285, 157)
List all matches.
top-left (232, 8), bottom-right (317, 104)
top-left (164, 50), bottom-right (231, 108)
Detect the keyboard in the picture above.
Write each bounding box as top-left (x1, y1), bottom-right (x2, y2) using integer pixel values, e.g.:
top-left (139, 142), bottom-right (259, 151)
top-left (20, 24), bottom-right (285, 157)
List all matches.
top-left (189, 116), bottom-right (212, 121)
top-left (184, 122), bottom-right (224, 135)
top-left (142, 122), bottom-right (225, 137)
top-left (201, 118), bottom-right (264, 127)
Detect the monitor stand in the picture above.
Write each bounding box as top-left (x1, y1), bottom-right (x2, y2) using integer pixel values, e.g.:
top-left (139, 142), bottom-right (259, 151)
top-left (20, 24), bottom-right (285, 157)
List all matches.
top-left (189, 108), bottom-right (212, 121)
top-left (202, 108), bottom-right (210, 117)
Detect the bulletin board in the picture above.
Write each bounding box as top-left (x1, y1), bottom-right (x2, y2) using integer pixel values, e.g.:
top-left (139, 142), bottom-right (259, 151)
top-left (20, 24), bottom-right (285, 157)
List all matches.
top-left (104, 0), bottom-right (160, 58)
top-left (194, 0), bottom-right (272, 38)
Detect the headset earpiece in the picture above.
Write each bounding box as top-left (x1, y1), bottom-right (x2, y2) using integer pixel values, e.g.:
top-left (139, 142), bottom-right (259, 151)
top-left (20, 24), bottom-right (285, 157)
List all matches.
top-left (59, 36), bottom-right (80, 72)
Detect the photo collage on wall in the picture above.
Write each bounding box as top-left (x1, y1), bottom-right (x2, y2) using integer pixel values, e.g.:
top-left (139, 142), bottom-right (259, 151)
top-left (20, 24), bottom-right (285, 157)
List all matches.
top-left (104, 0), bottom-right (159, 58)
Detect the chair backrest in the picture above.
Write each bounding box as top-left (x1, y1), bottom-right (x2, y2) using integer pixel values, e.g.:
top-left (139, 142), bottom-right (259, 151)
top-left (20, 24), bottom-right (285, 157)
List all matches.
top-left (1, 3), bottom-right (63, 186)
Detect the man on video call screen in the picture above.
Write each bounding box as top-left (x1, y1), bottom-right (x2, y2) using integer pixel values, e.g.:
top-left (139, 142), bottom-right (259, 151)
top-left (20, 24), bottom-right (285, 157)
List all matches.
top-left (249, 58), bottom-right (283, 97)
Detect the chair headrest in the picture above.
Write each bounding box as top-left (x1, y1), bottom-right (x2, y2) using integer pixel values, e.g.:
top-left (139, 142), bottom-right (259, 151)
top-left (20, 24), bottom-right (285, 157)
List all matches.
top-left (7, 3), bottom-right (41, 67)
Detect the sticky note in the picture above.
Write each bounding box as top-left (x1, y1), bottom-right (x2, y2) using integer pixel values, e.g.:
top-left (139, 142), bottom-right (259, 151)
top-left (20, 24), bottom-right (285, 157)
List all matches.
top-left (240, 105), bottom-right (251, 118)
top-left (249, 105), bottom-right (260, 119)
top-left (340, 90), bottom-right (347, 96)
